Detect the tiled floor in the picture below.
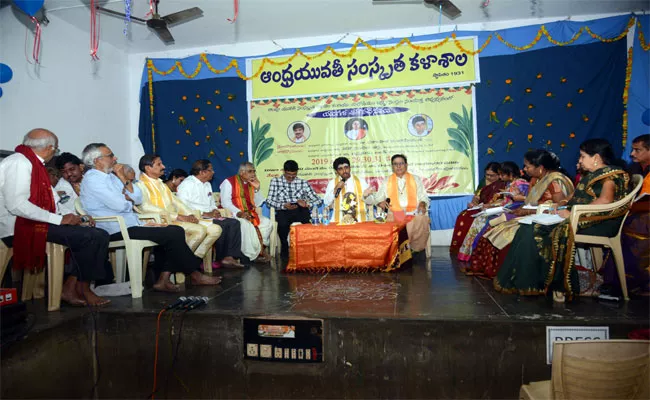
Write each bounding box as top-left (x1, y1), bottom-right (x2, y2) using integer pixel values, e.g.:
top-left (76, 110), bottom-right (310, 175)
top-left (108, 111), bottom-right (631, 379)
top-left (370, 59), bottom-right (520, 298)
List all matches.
top-left (23, 247), bottom-right (649, 334)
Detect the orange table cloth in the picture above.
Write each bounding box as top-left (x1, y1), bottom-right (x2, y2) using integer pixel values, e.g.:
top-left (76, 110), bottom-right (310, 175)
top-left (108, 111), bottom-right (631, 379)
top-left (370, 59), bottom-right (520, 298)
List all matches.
top-left (286, 221), bottom-right (412, 273)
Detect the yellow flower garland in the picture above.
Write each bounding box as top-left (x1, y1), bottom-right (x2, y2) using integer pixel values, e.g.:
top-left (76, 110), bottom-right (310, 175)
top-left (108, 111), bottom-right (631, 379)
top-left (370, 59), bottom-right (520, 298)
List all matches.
top-left (622, 47), bottom-right (633, 148)
top-left (637, 19), bottom-right (650, 51)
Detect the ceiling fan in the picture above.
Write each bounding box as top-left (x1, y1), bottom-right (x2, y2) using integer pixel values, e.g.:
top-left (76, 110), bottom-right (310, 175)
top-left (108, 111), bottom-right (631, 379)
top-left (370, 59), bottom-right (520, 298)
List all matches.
top-left (96, 0), bottom-right (203, 44)
top-left (372, 0), bottom-right (461, 19)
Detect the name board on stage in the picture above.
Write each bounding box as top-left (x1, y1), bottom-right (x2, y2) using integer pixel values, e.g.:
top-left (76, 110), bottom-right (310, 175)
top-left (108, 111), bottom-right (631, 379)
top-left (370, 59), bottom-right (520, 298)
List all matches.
top-left (545, 326), bottom-right (610, 364)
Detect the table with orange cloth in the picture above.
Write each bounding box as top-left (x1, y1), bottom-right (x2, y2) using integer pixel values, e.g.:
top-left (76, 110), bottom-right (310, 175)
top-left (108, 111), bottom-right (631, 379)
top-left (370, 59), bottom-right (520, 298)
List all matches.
top-left (286, 221), bottom-right (413, 273)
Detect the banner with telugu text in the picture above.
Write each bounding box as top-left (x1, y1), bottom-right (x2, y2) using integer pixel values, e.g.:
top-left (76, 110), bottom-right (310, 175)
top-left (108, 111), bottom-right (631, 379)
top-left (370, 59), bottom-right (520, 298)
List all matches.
top-left (248, 37), bottom-right (480, 100)
top-left (249, 87), bottom-right (477, 196)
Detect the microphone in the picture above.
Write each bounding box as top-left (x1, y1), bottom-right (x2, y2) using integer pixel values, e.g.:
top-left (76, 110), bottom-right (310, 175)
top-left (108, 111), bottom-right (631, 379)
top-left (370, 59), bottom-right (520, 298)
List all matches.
top-left (334, 177), bottom-right (347, 198)
top-left (165, 296), bottom-right (187, 310)
top-left (187, 296), bottom-right (209, 310)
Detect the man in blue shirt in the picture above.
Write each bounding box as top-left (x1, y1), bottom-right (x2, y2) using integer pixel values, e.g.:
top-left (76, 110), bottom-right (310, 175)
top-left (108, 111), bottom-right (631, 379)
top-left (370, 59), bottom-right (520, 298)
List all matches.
top-left (80, 143), bottom-right (221, 292)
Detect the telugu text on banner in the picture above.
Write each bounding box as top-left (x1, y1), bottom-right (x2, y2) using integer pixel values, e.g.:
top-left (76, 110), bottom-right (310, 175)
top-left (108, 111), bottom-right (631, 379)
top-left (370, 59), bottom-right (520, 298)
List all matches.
top-left (248, 37), bottom-right (480, 100)
top-left (249, 87), bottom-right (477, 195)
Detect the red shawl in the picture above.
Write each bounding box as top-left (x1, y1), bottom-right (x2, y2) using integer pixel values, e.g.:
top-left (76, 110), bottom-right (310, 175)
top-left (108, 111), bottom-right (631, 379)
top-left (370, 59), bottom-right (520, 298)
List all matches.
top-left (478, 180), bottom-right (506, 204)
top-left (13, 145), bottom-right (55, 272)
top-left (227, 175), bottom-right (260, 226)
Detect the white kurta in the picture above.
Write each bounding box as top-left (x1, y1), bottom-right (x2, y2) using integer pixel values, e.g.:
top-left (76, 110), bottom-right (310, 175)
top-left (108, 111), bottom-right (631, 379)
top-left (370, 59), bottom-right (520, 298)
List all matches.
top-left (364, 173), bottom-right (430, 212)
top-left (177, 175), bottom-right (216, 213)
top-left (219, 178), bottom-right (272, 260)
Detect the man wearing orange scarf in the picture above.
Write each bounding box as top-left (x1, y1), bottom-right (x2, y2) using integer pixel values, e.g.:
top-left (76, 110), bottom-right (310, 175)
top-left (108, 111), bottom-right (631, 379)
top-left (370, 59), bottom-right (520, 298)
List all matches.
top-left (364, 154), bottom-right (430, 252)
top-left (220, 162), bottom-right (273, 262)
top-left (0, 129), bottom-right (110, 306)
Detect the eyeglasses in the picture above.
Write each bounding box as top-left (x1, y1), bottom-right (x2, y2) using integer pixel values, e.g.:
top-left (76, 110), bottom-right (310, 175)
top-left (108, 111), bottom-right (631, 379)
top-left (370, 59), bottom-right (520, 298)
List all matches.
top-left (392, 162), bottom-right (406, 166)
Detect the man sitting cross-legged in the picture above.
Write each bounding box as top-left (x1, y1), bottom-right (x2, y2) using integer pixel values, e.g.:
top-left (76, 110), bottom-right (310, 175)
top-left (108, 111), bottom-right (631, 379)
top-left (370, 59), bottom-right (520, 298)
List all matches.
top-left (0, 129), bottom-right (111, 306)
top-left (177, 159), bottom-right (245, 267)
top-left (136, 154), bottom-right (222, 267)
top-left (80, 143), bottom-right (221, 292)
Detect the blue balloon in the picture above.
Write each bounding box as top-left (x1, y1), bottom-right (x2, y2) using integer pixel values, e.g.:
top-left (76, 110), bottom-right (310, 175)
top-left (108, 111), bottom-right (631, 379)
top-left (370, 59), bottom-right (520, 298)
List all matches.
top-left (12, 0), bottom-right (44, 17)
top-left (642, 109), bottom-right (650, 127)
top-left (0, 87), bottom-right (3, 98)
top-left (0, 64), bottom-right (12, 84)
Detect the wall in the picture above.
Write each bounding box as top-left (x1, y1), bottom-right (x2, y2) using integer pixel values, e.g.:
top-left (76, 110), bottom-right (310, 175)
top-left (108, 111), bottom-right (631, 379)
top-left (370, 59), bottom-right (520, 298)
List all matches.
top-left (0, 7), bottom-right (131, 164)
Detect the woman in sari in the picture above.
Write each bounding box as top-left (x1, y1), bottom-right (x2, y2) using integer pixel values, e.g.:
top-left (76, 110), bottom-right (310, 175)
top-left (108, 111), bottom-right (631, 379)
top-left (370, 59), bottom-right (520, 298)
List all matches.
top-left (450, 162), bottom-right (503, 255)
top-left (457, 161), bottom-right (529, 262)
top-left (495, 139), bottom-right (630, 301)
top-left (468, 150), bottom-right (574, 278)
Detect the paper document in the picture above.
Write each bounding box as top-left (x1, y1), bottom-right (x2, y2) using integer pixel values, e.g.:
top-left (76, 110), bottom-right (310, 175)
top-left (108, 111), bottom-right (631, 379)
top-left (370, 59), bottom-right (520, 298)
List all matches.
top-left (522, 205), bottom-right (538, 210)
top-left (473, 206), bottom-right (505, 217)
top-left (518, 214), bottom-right (565, 226)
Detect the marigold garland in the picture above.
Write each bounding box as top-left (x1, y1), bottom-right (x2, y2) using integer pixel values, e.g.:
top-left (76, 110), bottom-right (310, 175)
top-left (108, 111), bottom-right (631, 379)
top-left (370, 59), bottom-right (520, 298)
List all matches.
top-left (622, 47), bottom-right (633, 148)
top-left (637, 20), bottom-right (650, 51)
top-left (147, 59), bottom-right (156, 152)
top-left (541, 26), bottom-right (584, 46)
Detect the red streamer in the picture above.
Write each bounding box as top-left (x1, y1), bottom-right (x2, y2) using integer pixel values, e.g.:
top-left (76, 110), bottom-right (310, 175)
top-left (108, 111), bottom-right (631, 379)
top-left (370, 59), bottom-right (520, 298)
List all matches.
top-left (30, 17), bottom-right (42, 64)
top-left (227, 0), bottom-right (239, 23)
top-left (90, 0), bottom-right (100, 60)
top-left (144, 0), bottom-right (154, 18)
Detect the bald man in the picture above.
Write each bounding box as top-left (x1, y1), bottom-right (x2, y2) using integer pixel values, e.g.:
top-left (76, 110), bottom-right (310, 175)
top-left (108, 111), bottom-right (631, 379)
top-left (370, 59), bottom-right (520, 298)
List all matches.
top-left (0, 129), bottom-right (111, 306)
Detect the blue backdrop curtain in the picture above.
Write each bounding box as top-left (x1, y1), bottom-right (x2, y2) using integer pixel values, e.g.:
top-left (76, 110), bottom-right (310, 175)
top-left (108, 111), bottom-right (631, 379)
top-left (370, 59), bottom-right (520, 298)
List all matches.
top-left (139, 14), bottom-right (635, 231)
top-left (139, 77), bottom-right (248, 190)
top-left (475, 40), bottom-right (627, 176)
top-left (626, 15), bottom-right (650, 158)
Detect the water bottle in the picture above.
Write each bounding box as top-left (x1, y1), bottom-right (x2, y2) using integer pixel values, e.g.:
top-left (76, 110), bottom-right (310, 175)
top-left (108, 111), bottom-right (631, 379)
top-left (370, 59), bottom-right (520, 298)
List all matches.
top-left (322, 207), bottom-right (330, 225)
top-left (311, 207), bottom-right (319, 225)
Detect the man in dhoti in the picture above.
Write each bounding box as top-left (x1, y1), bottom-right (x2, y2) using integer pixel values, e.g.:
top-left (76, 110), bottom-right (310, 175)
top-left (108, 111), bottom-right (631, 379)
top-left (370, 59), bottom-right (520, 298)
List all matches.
top-left (364, 154), bottom-right (430, 252)
top-left (219, 162), bottom-right (273, 263)
top-left (323, 157), bottom-right (372, 224)
top-left (136, 154), bottom-right (222, 265)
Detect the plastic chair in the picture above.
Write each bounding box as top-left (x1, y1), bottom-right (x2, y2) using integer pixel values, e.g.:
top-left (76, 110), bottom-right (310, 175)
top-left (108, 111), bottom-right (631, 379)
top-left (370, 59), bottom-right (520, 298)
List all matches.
top-left (75, 199), bottom-right (159, 298)
top-left (1, 240), bottom-right (66, 311)
top-left (568, 174), bottom-right (643, 301)
top-left (520, 340), bottom-right (650, 400)
top-left (269, 207), bottom-right (281, 256)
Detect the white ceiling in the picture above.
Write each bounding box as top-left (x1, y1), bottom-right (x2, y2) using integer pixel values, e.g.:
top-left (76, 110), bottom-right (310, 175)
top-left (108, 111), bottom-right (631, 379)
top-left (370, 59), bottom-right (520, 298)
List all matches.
top-left (12, 0), bottom-right (650, 53)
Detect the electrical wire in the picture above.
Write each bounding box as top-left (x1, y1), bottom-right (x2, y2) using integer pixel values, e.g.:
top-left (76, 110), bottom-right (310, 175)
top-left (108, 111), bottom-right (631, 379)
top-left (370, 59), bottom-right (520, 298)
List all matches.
top-left (149, 308), bottom-right (167, 400)
top-left (165, 309), bottom-right (189, 398)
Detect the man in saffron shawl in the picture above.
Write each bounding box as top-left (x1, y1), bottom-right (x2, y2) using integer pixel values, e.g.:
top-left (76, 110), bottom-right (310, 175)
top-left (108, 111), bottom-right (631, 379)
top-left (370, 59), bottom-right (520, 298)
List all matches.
top-left (364, 154), bottom-right (430, 251)
top-left (220, 162), bottom-right (273, 262)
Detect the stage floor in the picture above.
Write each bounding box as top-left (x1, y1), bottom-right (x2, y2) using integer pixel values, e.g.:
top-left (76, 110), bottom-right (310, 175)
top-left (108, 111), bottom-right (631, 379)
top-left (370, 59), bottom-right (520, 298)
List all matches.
top-left (24, 246), bottom-right (650, 333)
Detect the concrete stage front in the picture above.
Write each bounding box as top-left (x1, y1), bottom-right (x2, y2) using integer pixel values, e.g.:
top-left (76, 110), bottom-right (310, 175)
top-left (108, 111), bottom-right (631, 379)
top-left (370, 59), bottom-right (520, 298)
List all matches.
top-left (1, 248), bottom-right (648, 399)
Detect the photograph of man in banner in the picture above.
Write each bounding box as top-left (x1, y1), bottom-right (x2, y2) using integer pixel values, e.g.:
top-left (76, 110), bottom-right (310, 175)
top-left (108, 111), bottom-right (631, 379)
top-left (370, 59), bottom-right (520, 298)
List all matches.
top-left (408, 114), bottom-right (433, 137)
top-left (344, 118), bottom-right (368, 141)
top-left (288, 121), bottom-right (311, 144)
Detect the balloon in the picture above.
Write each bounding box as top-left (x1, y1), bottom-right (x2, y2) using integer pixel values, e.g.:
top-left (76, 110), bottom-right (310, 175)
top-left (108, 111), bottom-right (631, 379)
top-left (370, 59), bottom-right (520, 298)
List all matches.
top-left (0, 64), bottom-right (13, 84)
top-left (642, 109), bottom-right (650, 127)
top-left (12, 0), bottom-right (44, 17)
top-left (0, 87), bottom-right (3, 99)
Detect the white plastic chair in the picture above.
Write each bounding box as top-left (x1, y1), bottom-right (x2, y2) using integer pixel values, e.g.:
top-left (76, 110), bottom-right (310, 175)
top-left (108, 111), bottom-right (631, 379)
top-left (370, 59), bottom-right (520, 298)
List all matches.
top-left (1, 240), bottom-right (66, 311)
top-left (568, 174), bottom-right (643, 301)
top-left (520, 340), bottom-right (650, 400)
top-left (269, 207), bottom-right (281, 256)
top-left (75, 199), bottom-right (159, 298)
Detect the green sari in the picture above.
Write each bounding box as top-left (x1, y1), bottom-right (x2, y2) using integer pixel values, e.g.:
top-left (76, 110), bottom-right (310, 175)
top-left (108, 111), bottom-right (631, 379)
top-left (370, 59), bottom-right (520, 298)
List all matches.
top-left (494, 166), bottom-right (630, 298)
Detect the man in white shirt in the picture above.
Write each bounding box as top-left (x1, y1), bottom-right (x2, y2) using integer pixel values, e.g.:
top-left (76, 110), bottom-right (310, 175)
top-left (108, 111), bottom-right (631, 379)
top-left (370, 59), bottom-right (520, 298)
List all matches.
top-left (219, 162), bottom-right (273, 262)
top-left (291, 123), bottom-right (308, 144)
top-left (364, 154), bottom-right (431, 251)
top-left (54, 152), bottom-right (83, 215)
top-left (0, 129), bottom-right (111, 306)
top-left (177, 159), bottom-right (244, 267)
top-left (323, 157), bottom-right (372, 223)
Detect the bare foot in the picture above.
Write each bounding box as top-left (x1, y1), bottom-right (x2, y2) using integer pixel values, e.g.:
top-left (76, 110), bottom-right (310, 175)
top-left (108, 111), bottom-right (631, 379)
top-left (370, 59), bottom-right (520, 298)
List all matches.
top-left (221, 256), bottom-right (244, 268)
top-left (76, 281), bottom-right (111, 307)
top-left (190, 271), bottom-right (222, 286)
top-left (153, 280), bottom-right (181, 293)
top-left (61, 276), bottom-right (86, 306)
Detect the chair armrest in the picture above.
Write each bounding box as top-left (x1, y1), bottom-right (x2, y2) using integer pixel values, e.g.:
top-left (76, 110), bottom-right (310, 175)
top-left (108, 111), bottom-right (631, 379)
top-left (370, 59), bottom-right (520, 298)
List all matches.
top-left (137, 213), bottom-right (162, 224)
top-left (92, 215), bottom-right (132, 241)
